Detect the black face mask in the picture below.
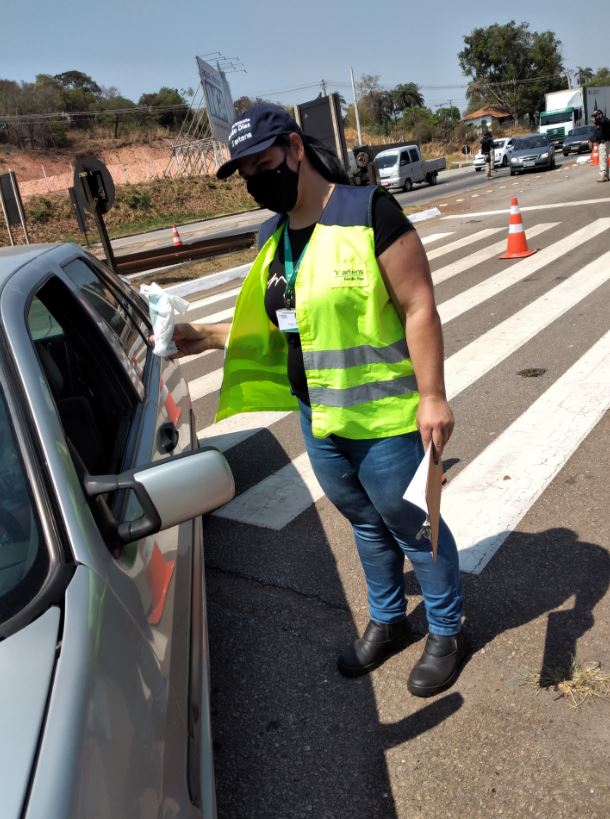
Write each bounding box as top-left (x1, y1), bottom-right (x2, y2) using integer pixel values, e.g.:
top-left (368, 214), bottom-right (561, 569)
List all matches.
top-left (246, 156), bottom-right (300, 213)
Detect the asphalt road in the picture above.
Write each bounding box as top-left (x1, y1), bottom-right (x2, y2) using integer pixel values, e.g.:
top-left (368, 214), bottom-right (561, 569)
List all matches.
top-left (111, 154), bottom-right (575, 256)
top-left (179, 158), bottom-right (610, 818)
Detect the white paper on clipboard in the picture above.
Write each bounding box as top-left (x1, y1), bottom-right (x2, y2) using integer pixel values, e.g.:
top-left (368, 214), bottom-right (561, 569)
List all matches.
top-left (403, 444), bottom-right (443, 560)
top-left (403, 444), bottom-right (432, 512)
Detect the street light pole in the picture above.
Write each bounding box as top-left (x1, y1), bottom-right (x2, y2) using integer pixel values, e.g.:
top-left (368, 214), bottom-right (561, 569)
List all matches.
top-left (350, 66), bottom-right (363, 146)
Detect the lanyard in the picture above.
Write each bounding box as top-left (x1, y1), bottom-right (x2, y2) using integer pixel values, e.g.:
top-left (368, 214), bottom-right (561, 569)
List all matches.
top-left (283, 224), bottom-right (309, 308)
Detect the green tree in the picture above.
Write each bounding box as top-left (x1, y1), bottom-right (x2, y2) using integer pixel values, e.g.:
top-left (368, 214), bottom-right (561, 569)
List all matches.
top-left (575, 66), bottom-right (594, 85)
top-left (458, 21), bottom-right (565, 121)
top-left (589, 66), bottom-right (610, 86)
top-left (392, 83), bottom-right (424, 112)
top-left (138, 87), bottom-right (188, 131)
top-left (53, 70), bottom-right (102, 95)
top-left (356, 74), bottom-right (385, 129)
top-left (53, 70), bottom-right (103, 125)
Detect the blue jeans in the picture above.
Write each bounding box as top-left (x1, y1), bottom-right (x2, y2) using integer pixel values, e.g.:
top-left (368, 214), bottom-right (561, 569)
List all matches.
top-left (298, 402), bottom-right (463, 635)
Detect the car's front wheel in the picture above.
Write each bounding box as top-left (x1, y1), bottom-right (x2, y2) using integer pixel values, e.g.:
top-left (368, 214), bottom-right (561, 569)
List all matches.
top-left (502, 155), bottom-right (508, 167)
top-left (403, 177), bottom-right (413, 192)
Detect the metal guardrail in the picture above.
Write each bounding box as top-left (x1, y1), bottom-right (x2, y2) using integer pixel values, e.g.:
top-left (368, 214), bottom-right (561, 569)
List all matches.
top-left (110, 231), bottom-right (257, 275)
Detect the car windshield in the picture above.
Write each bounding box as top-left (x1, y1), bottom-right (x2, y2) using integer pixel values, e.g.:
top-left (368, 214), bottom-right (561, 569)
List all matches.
top-left (514, 137), bottom-right (548, 150)
top-left (493, 140), bottom-right (506, 148)
top-left (569, 127), bottom-right (594, 136)
top-left (0, 382), bottom-right (48, 626)
top-left (375, 154), bottom-right (398, 169)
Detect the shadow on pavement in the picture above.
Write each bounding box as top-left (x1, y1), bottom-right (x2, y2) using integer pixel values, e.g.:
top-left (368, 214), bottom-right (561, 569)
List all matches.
top-left (458, 526), bottom-right (610, 681)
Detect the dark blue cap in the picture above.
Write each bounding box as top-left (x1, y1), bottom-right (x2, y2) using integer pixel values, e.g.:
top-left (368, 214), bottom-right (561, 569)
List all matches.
top-left (216, 103), bottom-right (301, 179)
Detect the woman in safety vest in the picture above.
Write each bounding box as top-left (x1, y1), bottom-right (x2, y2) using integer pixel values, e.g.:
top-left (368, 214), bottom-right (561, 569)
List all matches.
top-left (171, 103), bottom-right (467, 697)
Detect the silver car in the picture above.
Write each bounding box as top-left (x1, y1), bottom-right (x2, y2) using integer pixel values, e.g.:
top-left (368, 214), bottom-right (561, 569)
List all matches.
top-left (509, 134), bottom-right (555, 175)
top-left (0, 243), bottom-right (234, 819)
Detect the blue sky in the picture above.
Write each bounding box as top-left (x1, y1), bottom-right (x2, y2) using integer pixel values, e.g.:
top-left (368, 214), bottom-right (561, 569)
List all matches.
top-left (3, 0), bottom-right (609, 113)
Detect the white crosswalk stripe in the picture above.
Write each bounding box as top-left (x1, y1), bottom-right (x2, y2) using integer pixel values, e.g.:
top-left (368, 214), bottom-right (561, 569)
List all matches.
top-left (426, 227), bottom-right (503, 260)
top-left (438, 219), bottom-right (610, 325)
top-left (445, 329), bottom-right (610, 573)
top-left (178, 218), bottom-right (610, 568)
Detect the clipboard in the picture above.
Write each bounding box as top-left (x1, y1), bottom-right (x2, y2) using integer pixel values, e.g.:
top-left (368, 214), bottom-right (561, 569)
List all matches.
top-left (402, 444), bottom-right (444, 560)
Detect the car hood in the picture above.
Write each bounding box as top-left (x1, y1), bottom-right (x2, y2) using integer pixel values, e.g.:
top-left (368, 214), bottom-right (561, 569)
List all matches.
top-left (0, 607), bottom-right (60, 819)
top-left (376, 165), bottom-right (397, 178)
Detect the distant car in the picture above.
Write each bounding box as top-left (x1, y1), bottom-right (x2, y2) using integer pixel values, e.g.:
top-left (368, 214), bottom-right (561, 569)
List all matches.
top-left (473, 151), bottom-right (486, 171)
top-left (472, 137), bottom-right (515, 171)
top-left (562, 125), bottom-right (597, 155)
top-left (509, 134), bottom-right (555, 175)
top-left (0, 243), bottom-right (235, 819)
top-left (493, 137), bottom-right (516, 167)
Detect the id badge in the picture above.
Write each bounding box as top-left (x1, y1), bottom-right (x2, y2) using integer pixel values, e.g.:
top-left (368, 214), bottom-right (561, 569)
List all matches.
top-left (276, 308), bottom-right (299, 333)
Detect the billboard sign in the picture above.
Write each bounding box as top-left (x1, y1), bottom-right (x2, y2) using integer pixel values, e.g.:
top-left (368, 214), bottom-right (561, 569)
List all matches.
top-left (196, 57), bottom-right (235, 142)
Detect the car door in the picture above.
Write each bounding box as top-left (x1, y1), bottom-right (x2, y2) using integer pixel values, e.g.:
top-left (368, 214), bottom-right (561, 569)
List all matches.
top-left (5, 249), bottom-right (210, 817)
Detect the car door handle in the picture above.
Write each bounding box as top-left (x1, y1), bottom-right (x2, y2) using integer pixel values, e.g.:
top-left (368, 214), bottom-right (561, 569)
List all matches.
top-left (158, 422), bottom-right (179, 453)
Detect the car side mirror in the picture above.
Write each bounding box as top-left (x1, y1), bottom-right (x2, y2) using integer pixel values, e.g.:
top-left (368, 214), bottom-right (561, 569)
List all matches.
top-left (84, 447), bottom-right (235, 544)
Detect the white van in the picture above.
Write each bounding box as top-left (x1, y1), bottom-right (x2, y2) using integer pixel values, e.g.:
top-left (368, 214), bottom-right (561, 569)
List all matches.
top-left (374, 145), bottom-right (446, 192)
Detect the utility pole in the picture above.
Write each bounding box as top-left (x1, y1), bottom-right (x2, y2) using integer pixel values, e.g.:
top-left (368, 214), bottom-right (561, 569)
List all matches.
top-left (320, 79), bottom-right (327, 96)
top-left (350, 66), bottom-right (363, 146)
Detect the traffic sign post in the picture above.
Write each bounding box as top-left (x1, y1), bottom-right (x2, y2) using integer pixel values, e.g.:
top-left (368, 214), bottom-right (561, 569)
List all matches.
top-left (0, 171), bottom-right (29, 245)
top-left (73, 157), bottom-right (117, 273)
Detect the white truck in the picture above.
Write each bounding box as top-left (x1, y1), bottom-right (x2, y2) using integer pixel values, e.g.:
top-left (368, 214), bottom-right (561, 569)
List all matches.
top-left (373, 145), bottom-right (446, 192)
top-left (539, 86), bottom-right (610, 148)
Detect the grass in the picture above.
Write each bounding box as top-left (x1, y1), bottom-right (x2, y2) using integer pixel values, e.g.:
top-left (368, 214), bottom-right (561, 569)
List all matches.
top-left (525, 659), bottom-right (610, 707)
top-left (0, 175), bottom-right (256, 248)
top-left (133, 246), bottom-right (258, 288)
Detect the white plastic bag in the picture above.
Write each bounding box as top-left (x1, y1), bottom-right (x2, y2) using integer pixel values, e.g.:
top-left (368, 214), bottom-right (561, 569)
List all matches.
top-left (140, 283), bottom-right (189, 358)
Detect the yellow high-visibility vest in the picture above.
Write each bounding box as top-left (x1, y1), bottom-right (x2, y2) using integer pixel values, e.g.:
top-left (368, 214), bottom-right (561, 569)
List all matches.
top-left (216, 184), bottom-right (419, 439)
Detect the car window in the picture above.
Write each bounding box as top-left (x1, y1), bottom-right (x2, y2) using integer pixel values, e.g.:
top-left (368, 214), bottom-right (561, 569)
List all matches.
top-left (399, 151), bottom-right (410, 166)
top-left (62, 257), bottom-right (149, 382)
top-left (408, 147), bottom-right (419, 163)
top-left (0, 384), bottom-right (48, 626)
top-left (375, 154), bottom-right (397, 169)
top-left (514, 136), bottom-right (549, 149)
top-left (28, 279), bottom-right (139, 477)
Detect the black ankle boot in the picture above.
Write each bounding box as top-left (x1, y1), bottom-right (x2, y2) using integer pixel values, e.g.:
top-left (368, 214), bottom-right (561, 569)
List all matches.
top-left (407, 631), bottom-right (468, 697)
top-left (337, 619), bottom-right (413, 678)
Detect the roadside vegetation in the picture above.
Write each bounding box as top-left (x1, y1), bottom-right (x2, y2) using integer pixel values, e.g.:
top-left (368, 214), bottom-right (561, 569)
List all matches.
top-left (526, 659), bottom-right (610, 708)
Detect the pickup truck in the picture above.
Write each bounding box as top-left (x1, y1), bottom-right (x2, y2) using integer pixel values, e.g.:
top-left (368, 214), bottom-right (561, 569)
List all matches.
top-left (373, 145), bottom-right (446, 192)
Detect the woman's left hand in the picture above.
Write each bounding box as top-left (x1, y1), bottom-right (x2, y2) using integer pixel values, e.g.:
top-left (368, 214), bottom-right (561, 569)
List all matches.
top-left (416, 395), bottom-right (454, 459)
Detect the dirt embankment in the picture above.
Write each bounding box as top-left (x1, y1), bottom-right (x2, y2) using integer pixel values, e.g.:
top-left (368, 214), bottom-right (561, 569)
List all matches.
top-left (0, 140), bottom-right (177, 197)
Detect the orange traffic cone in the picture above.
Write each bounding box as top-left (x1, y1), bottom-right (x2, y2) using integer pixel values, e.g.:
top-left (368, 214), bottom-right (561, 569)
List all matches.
top-left (591, 144), bottom-right (599, 166)
top-left (498, 198), bottom-right (537, 259)
top-left (172, 224), bottom-right (183, 247)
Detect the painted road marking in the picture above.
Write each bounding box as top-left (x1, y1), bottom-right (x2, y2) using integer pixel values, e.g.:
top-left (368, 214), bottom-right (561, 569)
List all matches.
top-left (198, 411), bottom-right (293, 451)
top-left (442, 197), bottom-right (610, 219)
top-left (420, 232), bottom-right (455, 244)
top-left (432, 223), bottom-right (555, 285)
top-left (439, 219), bottom-right (610, 324)
top-left (213, 452), bottom-right (324, 529)
top-left (426, 228), bottom-right (503, 260)
top-left (445, 329), bottom-right (610, 573)
top-left (187, 286), bottom-right (242, 312)
top-left (445, 248), bottom-right (610, 398)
